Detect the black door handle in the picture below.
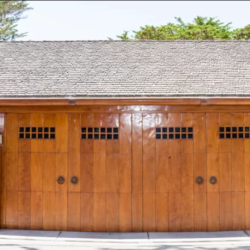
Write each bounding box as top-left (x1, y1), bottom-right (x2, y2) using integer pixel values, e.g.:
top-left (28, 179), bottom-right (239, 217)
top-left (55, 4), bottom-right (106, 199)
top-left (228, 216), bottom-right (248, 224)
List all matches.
top-left (196, 176), bottom-right (204, 185)
top-left (209, 176), bottom-right (217, 185)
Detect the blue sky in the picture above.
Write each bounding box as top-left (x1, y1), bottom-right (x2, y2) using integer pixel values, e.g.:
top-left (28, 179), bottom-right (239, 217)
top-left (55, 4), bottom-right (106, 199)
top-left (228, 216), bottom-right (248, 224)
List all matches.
top-left (17, 1), bottom-right (250, 40)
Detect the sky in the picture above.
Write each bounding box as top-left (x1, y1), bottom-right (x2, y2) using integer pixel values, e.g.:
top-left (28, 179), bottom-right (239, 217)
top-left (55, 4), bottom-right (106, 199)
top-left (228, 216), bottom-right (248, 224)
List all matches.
top-left (17, 1), bottom-right (250, 41)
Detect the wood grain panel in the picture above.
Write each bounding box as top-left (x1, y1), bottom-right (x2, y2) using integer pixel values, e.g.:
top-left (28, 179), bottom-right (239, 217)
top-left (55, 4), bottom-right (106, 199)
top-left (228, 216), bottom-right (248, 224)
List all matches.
top-left (181, 192), bottom-right (194, 232)
top-left (155, 113), bottom-right (168, 193)
top-left (169, 192), bottom-right (181, 232)
top-left (168, 113), bottom-right (181, 200)
top-left (169, 153), bottom-right (181, 193)
top-left (232, 192), bottom-right (245, 230)
top-left (245, 192), bottom-right (250, 230)
top-left (56, 153), bottom-right (67, 192)
top-left (244, 113), bottom-right (250, 152)
top-left (106, 193), bottom-right (119, 232)
top-left (232, 152), bottom-right (244, 192)
top-left (106, 114), bottom-right (119, 154)
top-left (18, 192), bottom-right (31, 229)
top-left (94, 114), bottom-right (106, 154)
top-left (206, 113), bottom-right (219, 153)
top-left (142, 113), bottom-right (155, 156)
top-left (143, 154), bottom-right (155, 193)
top-left (194, 153), bottom-right (206, 193)
top-left (132, 114), bottom-right (142, 193)
top-left (132, 113), bottom-right (142, 155)
top-left (193, 113), bottom-right (206, 153)
top-left (56, 113), bottom-right (68, 153)
top-left (0, 190), bottom-right (5, 229)
top-left (31, 153), bottom-right (43, 192)
top-left (68, 152), bottom-right (80, 192)
top-left (6, 191), bottom-right (19, 229)
top-left (68, 113), bottom-right (80, 153)
top-left (143, 193), bottom-right (155, 232)
top-left (68, 192), bottom-right (80, 231)
top-left (55, 192), bottom-right (67, 231)
top-left (43, 192), bottom-right (55, 230)
top-left (31, 114), bottom-right (43, 152)
top-left (43, 114), bottom-right (56, 152)
top-left (181, 113), bottom-right (194, 153)
top-left (245, 153), bottom-right (250, 192)
top-left (119, 114), bottom-right (131, 154)
top-left (232, 113), bottom-right (244, 152)
top-left (5, 109), bottom-right (250, 232)
top-left (6, 114), bottom-right (18, 152)
top-left (156, 193), bottom-right (168, 232)
top-left (168, 113), bottom-right (181, 154)
top-left (181, 153), bottom-right (193, 193)
top-left (155, 113), bottom-right (168, 129)
top-left (131, 193), bottom-right (142, 232)
top-left (8, 102), bottom-right (250, 113)
top-left (31, 192), bottom-right (43, 230)
top-left (219, 153), bottom-right (232, 192)
top-left (93, 193), bottom-right (105, 232)
top-left (81, 193), bottom-right (93, 231)
top-left (43, 153), bottom-right (56, 192)
top-left (219, 113), bottom-right (231, 153)
top-left (93, 154), bottom-right (105, 193)
top-left (18, 114), bottom-right (31, 152)
top-left (19, 152), bottom-right (31, 192)
top-left (132, 154), bottom-right (142, 193)
top-left (207, 192), bottom-right (219, 231)
top-left (119, 154), bottom-right (131, 193)
top-left (106, 154), bottom-right (119, 193)
top-left (219, 192), bottom-right (232, 231)
top-left (156, 152), bottom-right (168, 193)
top-left (80, 153), bottom-right (93, 193)
top-left (119, 193), bottom-right (131, 232)
top-left (4, 97), bottom-right (250, 107)
top-left (207, 153), bottom-right (219, 192)
top-left (194, 192), bottom-right (206, 231)
top-left (80, 114), bottom-right (94, 153)
top-left (6, 153), bottom-right (18, 191)
top-left (0, 147), bottom-right (6, 191)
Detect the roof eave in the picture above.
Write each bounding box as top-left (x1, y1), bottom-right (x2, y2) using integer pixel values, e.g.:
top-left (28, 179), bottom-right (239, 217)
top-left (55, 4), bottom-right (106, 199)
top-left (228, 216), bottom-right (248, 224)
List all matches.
top-left (0, 97), bottom-right (250, 106)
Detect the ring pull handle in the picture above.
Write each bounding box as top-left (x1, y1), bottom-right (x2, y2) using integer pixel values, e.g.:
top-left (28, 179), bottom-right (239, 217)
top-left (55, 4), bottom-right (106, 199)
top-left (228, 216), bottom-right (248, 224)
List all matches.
top-left (57, 176), bottom-right (65, 185)
top-left (209, 176), bottom-right (217, 185)
top-left (71, 176), bottom-right (78, 185)
top-left (196, 176), bottom-right (204, 185)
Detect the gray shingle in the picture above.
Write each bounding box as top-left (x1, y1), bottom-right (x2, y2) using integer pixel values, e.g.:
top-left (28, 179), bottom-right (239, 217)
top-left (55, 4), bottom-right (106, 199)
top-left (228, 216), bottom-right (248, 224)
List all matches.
top-left (0, 40), bottom-right (250, 98)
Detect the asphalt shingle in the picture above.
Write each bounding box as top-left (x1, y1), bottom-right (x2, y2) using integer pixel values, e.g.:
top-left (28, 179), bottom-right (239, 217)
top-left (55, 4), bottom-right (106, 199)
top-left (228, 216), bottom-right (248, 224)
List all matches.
top-left (0, 40), bottom-right (250, 98)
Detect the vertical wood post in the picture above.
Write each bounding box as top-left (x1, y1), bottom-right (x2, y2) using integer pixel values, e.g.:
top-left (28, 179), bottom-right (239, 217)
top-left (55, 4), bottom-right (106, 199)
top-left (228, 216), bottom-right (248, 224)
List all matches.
top-left (0, 113), bottom-right (5, 228)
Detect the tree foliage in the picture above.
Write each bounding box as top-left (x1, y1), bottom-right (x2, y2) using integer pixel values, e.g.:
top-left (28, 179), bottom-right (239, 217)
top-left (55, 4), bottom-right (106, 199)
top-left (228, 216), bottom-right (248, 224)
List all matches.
top-left (114, 16), bottom-right (250, 41)
top-left (0, 0), bottom-right (31, 41)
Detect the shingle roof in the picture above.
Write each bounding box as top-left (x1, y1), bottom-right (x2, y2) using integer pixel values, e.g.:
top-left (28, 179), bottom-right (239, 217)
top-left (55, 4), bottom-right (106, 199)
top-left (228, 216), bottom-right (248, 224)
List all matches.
top-left (0, 40), bottom-right (250, 98)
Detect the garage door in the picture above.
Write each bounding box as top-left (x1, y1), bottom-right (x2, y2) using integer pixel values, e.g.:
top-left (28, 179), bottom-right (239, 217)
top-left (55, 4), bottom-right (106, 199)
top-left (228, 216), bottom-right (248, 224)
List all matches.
top-left (2, 112), bottom-right (250, 231)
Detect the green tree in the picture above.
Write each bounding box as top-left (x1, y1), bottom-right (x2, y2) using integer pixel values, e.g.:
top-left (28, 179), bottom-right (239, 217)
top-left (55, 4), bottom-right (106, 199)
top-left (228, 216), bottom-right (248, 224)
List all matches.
top-left (114, 16), bottom-right (250, 41)
top-left (233, 25), bottom-right (250, 40)
top-left (0, 0), bottom-right (31, 41)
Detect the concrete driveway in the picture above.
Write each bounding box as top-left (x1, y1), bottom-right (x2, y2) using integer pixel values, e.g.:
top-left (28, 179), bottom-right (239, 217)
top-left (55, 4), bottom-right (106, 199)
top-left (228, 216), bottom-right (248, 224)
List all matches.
top-left (1, 230), bottom-right (250, 250)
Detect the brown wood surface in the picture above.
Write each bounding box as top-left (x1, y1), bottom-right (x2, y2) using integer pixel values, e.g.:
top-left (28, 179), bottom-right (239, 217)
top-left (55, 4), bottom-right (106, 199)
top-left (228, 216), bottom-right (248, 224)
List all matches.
top-left (31, 192), bottom-right (43, 230)
top-left (3, 97), bottom-right (250, 107)
top-left (1, 110), bottom-right (249, 232)
top-left (31, 114), bottom-right (43, 152)
top-left (5, 104), bottom-right (250, 114)
top-left (81, 193), bottom-right (93, 231)
top-left (67, 192), bottom-right (80, 231)
top-left (43, 114), bottom-right (56, 153)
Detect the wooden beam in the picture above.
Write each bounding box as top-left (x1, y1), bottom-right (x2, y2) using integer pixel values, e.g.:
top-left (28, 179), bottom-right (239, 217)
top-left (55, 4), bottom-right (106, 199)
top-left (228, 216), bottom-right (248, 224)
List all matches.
top-left (1, 98), bottom-right (250, 106)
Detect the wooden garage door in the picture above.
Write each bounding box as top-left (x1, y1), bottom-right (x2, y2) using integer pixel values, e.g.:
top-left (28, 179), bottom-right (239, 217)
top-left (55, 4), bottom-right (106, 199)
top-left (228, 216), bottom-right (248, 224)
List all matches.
top-left (2, 112), bottom-right (250, 231)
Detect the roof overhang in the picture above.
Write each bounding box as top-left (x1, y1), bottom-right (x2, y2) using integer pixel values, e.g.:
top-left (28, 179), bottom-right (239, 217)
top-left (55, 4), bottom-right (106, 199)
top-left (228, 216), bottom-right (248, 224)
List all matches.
top-left (0, 97), bottom-right (250, 106)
